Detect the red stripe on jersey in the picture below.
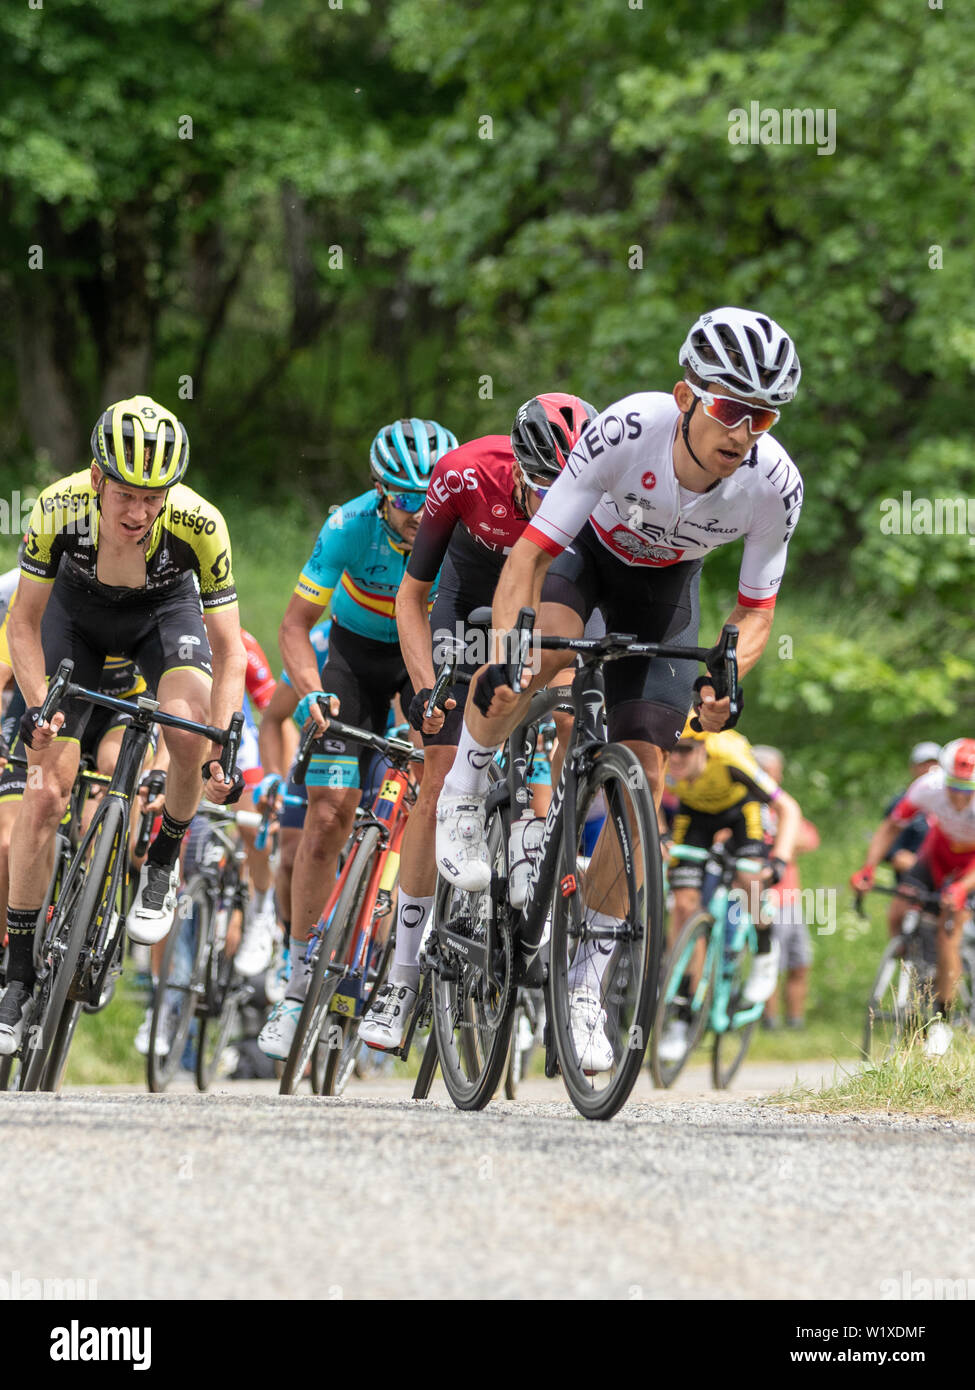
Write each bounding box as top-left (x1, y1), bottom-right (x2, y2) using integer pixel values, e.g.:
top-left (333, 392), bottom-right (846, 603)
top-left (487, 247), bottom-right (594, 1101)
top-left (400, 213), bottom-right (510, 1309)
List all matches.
top-left (523, 524), bottom-right (565, 558)
top-left (737, 591), bottom-right (777, 610)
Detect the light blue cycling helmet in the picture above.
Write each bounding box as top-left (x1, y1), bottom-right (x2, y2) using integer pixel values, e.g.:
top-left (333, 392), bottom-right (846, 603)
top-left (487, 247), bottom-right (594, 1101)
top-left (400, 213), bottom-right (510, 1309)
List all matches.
top-left (369, 418), bottom-right (458, 493)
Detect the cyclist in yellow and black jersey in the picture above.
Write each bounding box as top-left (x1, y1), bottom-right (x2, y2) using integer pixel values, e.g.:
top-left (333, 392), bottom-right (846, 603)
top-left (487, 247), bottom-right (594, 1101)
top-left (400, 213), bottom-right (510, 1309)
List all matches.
top-left (0, 396), bottom-right (245, 1056)
top-left (658, 722), bottom-right (801, 1061)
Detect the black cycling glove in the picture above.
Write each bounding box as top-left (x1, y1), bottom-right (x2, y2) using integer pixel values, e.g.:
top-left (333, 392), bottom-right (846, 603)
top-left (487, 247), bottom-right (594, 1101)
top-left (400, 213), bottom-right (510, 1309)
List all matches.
top-left (690, 675), bottom-right (743, 731)
top-left (408, 688), bottom-right (434, 732)
top-left (201, 762), bottom-right (245, 805)
top-left (473, 664), bottom-right (512, 718)
top-left (19, 706), bottom-right (45, 749)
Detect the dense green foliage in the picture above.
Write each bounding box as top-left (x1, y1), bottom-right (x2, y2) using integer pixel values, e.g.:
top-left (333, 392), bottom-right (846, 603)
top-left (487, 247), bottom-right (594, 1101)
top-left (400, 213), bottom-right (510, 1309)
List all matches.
top-left (1, 0), bottom-right (973, 812)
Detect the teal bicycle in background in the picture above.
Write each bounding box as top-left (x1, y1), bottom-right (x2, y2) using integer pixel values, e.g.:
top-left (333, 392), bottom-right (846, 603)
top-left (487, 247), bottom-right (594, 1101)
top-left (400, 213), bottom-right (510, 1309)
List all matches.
top-left (650, 842), bottom-right (768, 1089)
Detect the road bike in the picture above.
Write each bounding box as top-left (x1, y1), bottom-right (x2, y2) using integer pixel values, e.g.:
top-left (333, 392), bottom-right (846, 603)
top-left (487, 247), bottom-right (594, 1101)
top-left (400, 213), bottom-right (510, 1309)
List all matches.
top-left (426, 605), bottom-right (740, 1120)
top-left (859, 882), bottom-right (975, 1062)
top-left (278, 718), bottom-right (422, 1096)
top-left (649, 841), bottom-right (769, 1089)
top-left (146, 800), bottom-right (264, 1092)
top-left (14, 659), bottom-right (243, 1093)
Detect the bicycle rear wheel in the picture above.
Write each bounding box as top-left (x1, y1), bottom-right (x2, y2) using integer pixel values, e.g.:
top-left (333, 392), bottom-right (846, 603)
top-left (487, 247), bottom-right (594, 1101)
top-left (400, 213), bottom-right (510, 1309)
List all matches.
top-left (148, 881), bottom-right (209, 1092)
top-left (549, 743), bottom-right (663, 1121)
top-left (279, 826), bottom-right (381, 1096)
top-left (431, 801), bottom-right (516, 1110)
top-left (23, 802), bottom-right (126, 1093)
top-left (650, 911), bottom-right (715, 1088)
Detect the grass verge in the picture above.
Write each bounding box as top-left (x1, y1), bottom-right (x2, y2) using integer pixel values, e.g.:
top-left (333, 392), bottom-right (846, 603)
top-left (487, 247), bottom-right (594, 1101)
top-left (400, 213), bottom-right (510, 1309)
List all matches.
top-left (766, 1029), bottom-right (975, 1120)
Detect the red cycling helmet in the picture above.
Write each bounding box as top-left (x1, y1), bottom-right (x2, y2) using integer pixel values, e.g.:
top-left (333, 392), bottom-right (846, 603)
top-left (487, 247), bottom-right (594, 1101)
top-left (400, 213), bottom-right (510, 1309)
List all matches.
top-left (511, 393), bottom-right (598, 484)
top-left (940, 738), bottom-right (975, 791)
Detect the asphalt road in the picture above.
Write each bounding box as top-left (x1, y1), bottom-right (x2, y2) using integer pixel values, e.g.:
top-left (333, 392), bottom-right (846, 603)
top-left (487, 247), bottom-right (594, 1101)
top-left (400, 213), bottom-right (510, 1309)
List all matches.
top-left (2, 1063), bottom-right (973, 1301)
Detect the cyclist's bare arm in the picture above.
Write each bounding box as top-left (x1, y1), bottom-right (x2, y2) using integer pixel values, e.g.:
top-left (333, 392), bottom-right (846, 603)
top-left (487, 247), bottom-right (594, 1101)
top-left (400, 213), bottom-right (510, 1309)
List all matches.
top-left (202, 603), bottom-right (247, 771)
top-left (279, 593), bottom-right (334, 734)
top-left (257, 679), bottom-right (299, 783)
top-left (695, 604), bottom-right (774, 731)
top-left (862, 816), bottom-right (903, 870)
top-left (490, 537), bottom-right (556, 673)
top-left (7, 575), bottom-right (54, 709)
top-left (395, 572), bottom-right (455, 734)
top-left (770, 786), bottom-right (801, 865)
top-left (396, 572), bottom-right (438, 695)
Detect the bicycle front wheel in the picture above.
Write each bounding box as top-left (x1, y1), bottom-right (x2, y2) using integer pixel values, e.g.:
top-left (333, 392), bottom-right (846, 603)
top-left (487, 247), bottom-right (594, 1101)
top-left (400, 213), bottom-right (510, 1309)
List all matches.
top-left (650, 910), bottom-right (715, 1088)
top-left (279, 826), bottom-right (381, 1096)
top-left (431, 799), bottom-right (516, 1110)
top-left (23, 801), bottom-right (127, 1093)
top-left (549, 742), bottom-right (663, 1121)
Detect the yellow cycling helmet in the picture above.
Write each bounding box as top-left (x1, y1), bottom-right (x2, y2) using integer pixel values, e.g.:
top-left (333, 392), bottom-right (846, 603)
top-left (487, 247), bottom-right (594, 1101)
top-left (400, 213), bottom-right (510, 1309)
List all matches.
top-left (90, 395), bottom-right (189, 489)
top-left (678, 714), bottom-right (708, 743)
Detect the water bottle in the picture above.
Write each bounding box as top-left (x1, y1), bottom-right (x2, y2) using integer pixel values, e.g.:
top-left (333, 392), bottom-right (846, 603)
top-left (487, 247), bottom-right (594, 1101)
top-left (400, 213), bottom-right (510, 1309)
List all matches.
top-left (509, 813), bottom-right (545, 909)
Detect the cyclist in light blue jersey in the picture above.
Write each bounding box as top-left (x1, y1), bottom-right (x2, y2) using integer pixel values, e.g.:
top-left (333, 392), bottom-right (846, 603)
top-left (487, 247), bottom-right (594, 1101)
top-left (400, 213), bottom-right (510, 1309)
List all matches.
top-left (259, 418), bottom-right (458, 1059)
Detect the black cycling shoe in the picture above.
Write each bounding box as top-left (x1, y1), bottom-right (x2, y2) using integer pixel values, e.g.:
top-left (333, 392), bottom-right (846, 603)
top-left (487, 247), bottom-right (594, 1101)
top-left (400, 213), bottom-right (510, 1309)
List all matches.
top-left (0, 982), bottom-right (34, 1056)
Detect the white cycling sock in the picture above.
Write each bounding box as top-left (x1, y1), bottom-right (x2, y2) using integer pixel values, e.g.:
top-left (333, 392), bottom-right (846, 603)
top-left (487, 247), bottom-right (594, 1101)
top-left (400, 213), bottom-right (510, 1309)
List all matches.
top-left (567, 913), bottom-right (621, 993)
top-left (442, 723), bottom-right (497, 798)
top-left (285, 939), bottom-right (312, 1001)
top-left (391, 892), bottom-right (433, 988)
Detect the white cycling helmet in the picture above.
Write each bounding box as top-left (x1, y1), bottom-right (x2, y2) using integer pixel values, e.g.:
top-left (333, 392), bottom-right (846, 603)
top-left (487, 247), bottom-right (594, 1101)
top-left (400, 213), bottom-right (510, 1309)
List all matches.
top-left (679, 307), bottom-right (801, 407)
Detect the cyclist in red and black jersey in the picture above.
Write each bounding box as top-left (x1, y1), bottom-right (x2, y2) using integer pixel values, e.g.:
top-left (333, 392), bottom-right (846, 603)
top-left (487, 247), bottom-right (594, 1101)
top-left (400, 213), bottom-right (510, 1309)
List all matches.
top-left (359, 394), bottom-right (596, 1049)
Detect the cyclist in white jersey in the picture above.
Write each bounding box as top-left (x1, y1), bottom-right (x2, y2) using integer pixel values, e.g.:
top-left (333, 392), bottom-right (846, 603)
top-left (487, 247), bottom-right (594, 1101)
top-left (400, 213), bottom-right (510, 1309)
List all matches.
top-left (434, 308), bottom-right (803, 1065)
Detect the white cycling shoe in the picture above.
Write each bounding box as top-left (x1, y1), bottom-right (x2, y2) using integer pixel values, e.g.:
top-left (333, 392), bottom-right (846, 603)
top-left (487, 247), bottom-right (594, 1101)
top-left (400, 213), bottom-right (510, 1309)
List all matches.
top-left (134, 1007), bottom-right (171, 1057)
top-left (234, 909), bottom-right (276, 979)
top-left (744, 940), bottom-right (780, 1004)
top-left (358, 981), bottom-right (418, 1051)
top-left (657, 1018), bottom-right (690, 1064)
top-left (924, 1020), bottom-right (953, 1058)
top-left (568, 987), bottom-right (615, 1074)
top-left (0, 982), bottom-right (33, 1057)
top-left (128, 862), bottom-right (181, 945)
top-left (258, 999), bottom-right (302, 1059)
top-left (436, 793), bottom-right (491, 892)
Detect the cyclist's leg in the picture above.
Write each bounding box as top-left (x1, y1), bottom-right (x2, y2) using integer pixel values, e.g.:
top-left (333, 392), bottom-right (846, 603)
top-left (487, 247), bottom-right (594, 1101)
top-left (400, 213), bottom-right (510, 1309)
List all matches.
top-left (3, 575), bottom-right (101, 1022)
top-left (129, 590), bottom-right (215, 941)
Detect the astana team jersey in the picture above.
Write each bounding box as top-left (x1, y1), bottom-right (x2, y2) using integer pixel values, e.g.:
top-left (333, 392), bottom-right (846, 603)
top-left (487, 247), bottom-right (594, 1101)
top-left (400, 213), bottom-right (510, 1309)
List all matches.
top-left (524, 392), bottom-right (803, 609)
top-left (294, 491), bottom-right (435, 643)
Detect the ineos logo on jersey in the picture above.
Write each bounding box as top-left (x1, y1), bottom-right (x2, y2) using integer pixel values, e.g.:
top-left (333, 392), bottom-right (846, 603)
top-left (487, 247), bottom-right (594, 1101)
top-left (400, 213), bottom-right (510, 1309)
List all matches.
top-left (467, 749), bottom-right (494, 770)
top-left (599, 414), bottom-right (625, 448)
top-left (426, 468), bottom-right (479, 515)
top-left (642, 471), bottom-right (656, 490)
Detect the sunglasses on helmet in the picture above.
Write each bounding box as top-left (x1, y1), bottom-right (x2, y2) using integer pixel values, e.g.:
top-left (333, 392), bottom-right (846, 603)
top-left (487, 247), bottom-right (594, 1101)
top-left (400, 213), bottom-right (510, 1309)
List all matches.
top-left (685, 381), bottom-right (780, 434)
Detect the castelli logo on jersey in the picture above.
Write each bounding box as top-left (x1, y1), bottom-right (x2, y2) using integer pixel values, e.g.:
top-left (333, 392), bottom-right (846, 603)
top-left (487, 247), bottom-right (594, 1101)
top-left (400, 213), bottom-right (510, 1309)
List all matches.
top-left (642, 471), bottom-right (656, 490)
top-left (491, 503), bottom-right (507, 519)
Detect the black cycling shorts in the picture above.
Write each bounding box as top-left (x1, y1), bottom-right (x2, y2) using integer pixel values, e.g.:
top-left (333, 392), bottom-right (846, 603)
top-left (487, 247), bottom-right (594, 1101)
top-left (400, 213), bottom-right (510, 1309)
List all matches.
top-left (542, 523), bottom-right (702, 749)
top-left (309, 620), bottom-right (414, 787)
top-left (42, 570), bottom-right (211, 742)
top-left (669, 800), bottom-right (767, 891)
